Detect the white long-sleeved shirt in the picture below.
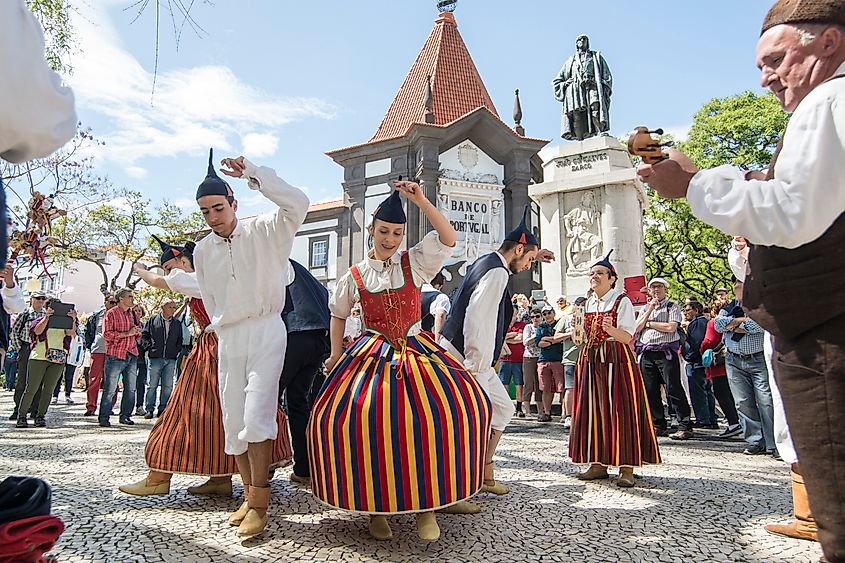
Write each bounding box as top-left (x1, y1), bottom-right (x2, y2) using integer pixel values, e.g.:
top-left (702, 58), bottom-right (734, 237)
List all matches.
top-left (0, 0), bottom-right (76, 163)
top-left (687, 61), bottom-right (845, 249)
top-left (330, 231), bottom-right (453, 337)
top-left (1, 283), bottom-right (25, 315)
top-left (439, 252), bottom-right (510, 377)
top-left (164, 269), bottom-right (201, 300)
top-left (194, 160), bottom-right (309, 330)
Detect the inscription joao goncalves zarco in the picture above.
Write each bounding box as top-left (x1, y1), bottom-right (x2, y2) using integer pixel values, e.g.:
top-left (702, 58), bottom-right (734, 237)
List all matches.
top-left (555, 151), bottom-right (609, 172)
top-left (449, 198), bottom-right (490, 235)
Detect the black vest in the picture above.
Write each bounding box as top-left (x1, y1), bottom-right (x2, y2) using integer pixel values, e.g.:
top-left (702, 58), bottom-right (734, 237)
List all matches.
top-left (282, 260), bottom-right (330, 334)
top-left (420, 290), bottom-right (442, 332)
top-left (441, 252), bottom-right (511, 366)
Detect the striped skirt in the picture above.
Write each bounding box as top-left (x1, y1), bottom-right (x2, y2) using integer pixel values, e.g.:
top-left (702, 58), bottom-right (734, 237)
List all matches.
top-left (145, 332), bottom-right (292, 476)
top-left (308, 332), bottom-right (492, 514)
top-left (568, 340), bottom-right (661, 468)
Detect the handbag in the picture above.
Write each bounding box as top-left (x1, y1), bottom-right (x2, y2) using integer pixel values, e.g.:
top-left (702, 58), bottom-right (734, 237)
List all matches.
top-left (43, 338), bottom-right (67, 365)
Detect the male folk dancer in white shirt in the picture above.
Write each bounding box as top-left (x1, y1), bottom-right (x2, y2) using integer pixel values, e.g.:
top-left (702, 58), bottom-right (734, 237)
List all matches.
top-left (638, 2), bottom-right (845, 559)
top-left (440, 207), bottom-right (554, 512)
top-left (193, 150), bottom-right (309, 537)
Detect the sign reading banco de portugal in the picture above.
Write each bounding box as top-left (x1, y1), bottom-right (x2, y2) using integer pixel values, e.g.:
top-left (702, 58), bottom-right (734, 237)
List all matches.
top-left (448, 198), bottom-right (491, 235)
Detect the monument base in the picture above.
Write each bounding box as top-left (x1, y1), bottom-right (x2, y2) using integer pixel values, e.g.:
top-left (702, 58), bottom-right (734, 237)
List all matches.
top-left (529, 136), bottom-right (648, 301)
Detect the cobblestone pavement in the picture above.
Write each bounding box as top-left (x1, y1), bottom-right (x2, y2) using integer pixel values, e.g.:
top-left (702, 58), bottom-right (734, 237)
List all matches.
top-left (0, 393), bottom-right (823, 563)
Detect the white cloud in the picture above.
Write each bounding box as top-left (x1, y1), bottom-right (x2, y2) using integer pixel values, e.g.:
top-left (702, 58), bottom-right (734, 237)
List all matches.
top-left (125, 166), bottom-right (148, 179)
top-left (172, 198), bottom-right (195, 211)
top-left (106, 196), bottom-right (132, 211)
top-left (241, 133), bottom-right (279, 158)
top-left (68, 6), bottom-right (335, 170)
top-left (663, 124), bottom-right (692, 142)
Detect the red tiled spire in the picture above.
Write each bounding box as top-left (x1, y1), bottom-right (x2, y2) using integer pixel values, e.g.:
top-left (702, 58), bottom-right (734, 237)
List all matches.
top-left (369, 11), bottom-right (499, 143)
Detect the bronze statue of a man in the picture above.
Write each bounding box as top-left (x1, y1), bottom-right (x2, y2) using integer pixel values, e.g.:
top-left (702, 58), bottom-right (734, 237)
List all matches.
top-left (553, 35), bottom-right (613, 141)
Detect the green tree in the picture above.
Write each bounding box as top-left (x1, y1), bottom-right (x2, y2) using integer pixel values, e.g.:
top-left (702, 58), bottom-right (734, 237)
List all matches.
top-left (26, 0), bottom-right (74, 73)
top-left (643, 91), bottom-right (788, 302)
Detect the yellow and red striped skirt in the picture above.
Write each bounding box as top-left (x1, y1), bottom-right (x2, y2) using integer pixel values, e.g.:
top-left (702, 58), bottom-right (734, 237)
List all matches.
top-left (308, 332), bottom-right (491, 514)
top-left (569, 340), bottom-right (661, 468)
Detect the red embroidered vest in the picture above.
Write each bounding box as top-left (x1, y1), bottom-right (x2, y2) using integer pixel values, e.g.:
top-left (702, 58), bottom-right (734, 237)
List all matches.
top-left (350, 251), bottom-right (421, 347)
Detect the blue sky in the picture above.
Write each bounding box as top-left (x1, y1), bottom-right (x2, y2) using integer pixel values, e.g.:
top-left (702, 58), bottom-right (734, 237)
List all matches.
top-left (68, 0), bottom-right (773, 216)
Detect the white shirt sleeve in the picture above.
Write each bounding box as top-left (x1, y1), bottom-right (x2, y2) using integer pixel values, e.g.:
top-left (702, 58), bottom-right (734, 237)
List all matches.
top-left (727, 246), bottom-right (749, 282)
top-left (686, 85), bottom-right (845, 249)
top-left (193, 245), bottom-right (216, 321)
top-left (241, 159), bottom-right (310, 259)
top-left (329, 270), bottom-right (358, 320)
top-left (408, 231), bottom-right (455, 287)
top-left (616, 296), bottom-right (636, 334)
top-left (163, 270), bottom-right (202, 299)
top-left (1, 284), bottom-right (26, 315)
top-left (430, 292), bottom-right (450, 316)
top-left (461, 268), bottom-right (510, 375)
top-left (0, 0), bottom-right (77, 163)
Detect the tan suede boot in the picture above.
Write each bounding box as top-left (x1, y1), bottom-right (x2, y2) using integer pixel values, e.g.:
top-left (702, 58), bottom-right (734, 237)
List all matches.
top-left (368, 515), bottom-right (392, 540)
top-left (187, 476), bottom-right (233, 496)
top-left (416, 512), bottom-right (440, 542)
top-left (576, 463), bottom-right (609, 481)
top-left (765, 468), bottom-right (818, 542)
top-left (237, 485), bottom-right (270, 537)
top-left (480, 461), bottom-right (509, 495)
top-left (228, 485), bottom-right (250, 527)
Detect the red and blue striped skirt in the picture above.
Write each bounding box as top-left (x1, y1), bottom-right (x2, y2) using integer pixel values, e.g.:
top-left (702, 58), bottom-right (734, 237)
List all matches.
top-left (568, 340), bottom-right (661, 468)
top-left (144, 332), bottom-right (292, 476)
top-left (308, 331), bottom-right (491, 514)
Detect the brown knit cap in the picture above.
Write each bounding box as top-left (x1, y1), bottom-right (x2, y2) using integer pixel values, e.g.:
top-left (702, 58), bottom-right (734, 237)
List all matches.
top-left (761, 0), bottom-right (845, 35)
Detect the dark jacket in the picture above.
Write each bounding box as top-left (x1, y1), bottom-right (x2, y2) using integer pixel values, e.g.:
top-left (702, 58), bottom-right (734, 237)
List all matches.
top-left (282, 260), bottom-right (330, 334)
top-left (83, 308), bottom-right (105, 350)
top-left (681, 315), bottom-right (708, 366)
top-left (142, 313), bottom-right (183, 360)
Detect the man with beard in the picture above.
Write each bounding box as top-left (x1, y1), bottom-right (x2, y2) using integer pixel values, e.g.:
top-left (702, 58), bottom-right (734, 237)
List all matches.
top-left (440, 207), bottom-right (554, 511)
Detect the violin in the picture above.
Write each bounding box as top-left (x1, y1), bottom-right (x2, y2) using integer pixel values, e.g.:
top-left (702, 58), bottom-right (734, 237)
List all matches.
top-left (626, 127), bottom-right (673, 164)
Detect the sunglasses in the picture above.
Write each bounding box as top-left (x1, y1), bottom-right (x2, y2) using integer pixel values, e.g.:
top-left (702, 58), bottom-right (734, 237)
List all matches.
top-left (32, 296), bottom-right (47, 301)
top-left (530, 315), bottom-right (541, 318)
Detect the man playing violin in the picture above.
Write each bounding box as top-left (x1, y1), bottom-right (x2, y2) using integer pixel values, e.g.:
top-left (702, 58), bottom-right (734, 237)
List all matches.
top-left (636, 2), bottom-right (845, 561)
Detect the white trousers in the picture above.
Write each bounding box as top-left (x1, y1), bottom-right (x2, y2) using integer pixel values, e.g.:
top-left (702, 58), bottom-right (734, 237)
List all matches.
top-left (216, 315), bottom-right (287, 456)
top-left (764, 332), bottom-right (798, 465)
top-left (438, 338), bottom-right (514, 432)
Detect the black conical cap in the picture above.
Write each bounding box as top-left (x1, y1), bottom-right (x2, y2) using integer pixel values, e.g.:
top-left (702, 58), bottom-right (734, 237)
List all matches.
top-left (373, 189), bottom-right (406, 224)
top-left (152, 234), bottom-right (185, 266)
top-left (195, 148), bottom-right (233, 200)
top-left (504, 205), bottom-right (538, 246)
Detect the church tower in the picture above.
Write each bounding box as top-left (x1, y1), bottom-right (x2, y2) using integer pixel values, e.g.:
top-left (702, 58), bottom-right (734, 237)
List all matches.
top-left (326, 1), bottom-right (548, 294)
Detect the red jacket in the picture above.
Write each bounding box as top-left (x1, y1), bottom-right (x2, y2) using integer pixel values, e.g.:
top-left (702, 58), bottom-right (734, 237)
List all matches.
top-left (700, 318), bottom-right (727, 379)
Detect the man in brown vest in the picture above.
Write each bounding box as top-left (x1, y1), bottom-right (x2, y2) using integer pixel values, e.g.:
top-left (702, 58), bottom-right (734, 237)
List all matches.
top-left (636, 2), bottom-right (845, 561)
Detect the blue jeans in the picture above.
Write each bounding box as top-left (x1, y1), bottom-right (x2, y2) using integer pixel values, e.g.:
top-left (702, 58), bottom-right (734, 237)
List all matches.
top-left (4, 360), bottom-right (17, 391)
top-left (726, 351), bottom-right (775, 449)
top-left (686, 364), bottom-right (717, 425)
top-left (99, 354), bottom-right (138, 423)
top-left (145, 358), bottom-right (176, 415)
top-left (498, 362), bottom-right (524, 386)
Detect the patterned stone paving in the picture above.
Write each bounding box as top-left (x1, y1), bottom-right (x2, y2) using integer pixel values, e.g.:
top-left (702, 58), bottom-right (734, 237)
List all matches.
top-left (0, 392), bottom-right (823, 562)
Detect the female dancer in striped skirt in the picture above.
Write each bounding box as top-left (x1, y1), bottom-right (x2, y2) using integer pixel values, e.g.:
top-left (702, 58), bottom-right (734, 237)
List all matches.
top-left (569, 251), bottom-right (661, 487)
top-left (308, 181), bottom-right (491, 542)
top-left (119, 237), bottom-right (292, 497)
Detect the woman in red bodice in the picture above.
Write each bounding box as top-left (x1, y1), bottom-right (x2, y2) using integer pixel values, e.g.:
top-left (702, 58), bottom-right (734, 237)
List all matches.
top-left (119, 238), bottom-right (291, 498)
top-left (308, 182), bottom-right (491, 543)
top-left (569, 251), bottom-right (661, 487)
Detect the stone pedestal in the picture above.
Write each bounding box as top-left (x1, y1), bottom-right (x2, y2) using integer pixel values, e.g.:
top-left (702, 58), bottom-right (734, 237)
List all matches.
top-left (529, 136), bottom-right (648, 301)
